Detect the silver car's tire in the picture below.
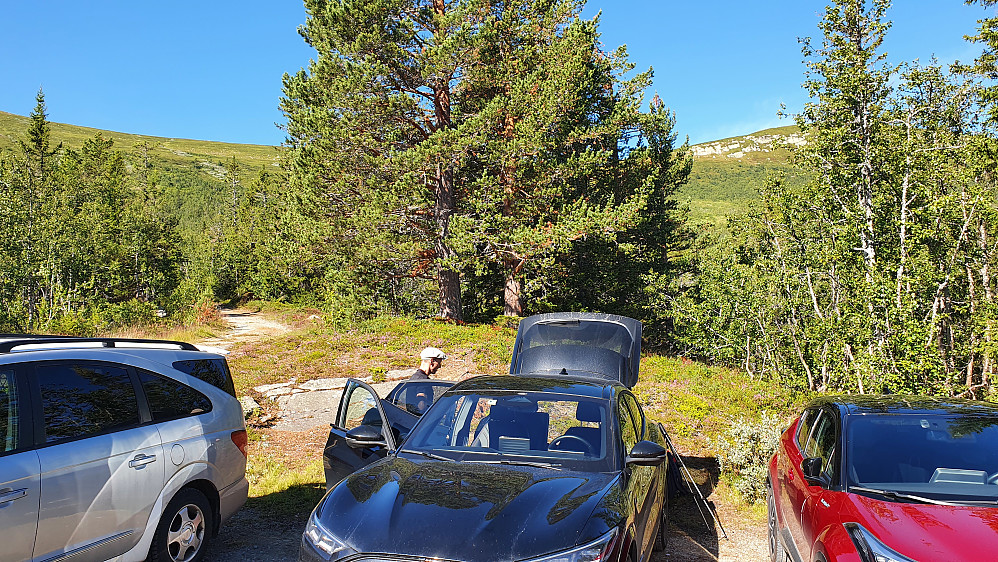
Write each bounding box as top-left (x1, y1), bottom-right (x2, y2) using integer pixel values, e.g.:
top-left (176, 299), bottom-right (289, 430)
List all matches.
top-left (149, 488), bottom-right (213, 562)
top-left (767, 482), bottom-right (784, 562)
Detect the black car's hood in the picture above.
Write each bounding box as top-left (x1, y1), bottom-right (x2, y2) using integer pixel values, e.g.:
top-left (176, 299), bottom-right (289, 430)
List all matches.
top-left (315, 456), bottom-right (623, 561)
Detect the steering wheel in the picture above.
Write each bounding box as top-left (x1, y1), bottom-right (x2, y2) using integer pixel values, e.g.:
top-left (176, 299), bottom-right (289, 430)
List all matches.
top-left (549, 434), bottom-right (594, 456)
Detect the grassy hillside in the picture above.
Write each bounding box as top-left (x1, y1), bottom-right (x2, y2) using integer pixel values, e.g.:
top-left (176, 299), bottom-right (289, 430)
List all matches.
top-left (1, 108), bottom-right (799, 231)
top-left (681, 125), bottom-right (803, 228)
top-left (0, 110), bottom-right (280, 186)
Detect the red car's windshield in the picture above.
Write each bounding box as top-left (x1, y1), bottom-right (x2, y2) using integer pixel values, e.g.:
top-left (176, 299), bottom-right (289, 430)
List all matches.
top-left (847, 414), bottom-right (998, 501)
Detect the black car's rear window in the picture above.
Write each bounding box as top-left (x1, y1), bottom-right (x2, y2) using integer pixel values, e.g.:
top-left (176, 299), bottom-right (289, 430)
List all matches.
top-left (172, 358), bottom-right (236, 397)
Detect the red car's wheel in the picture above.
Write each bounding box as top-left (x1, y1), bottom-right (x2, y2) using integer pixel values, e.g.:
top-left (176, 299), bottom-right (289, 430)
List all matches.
top-left (767, 482), bottom-right (784, 562)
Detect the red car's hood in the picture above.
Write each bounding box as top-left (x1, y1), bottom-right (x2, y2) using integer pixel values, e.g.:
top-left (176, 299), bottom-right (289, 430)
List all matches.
top-left (839, 492), bottom-right (998, 559)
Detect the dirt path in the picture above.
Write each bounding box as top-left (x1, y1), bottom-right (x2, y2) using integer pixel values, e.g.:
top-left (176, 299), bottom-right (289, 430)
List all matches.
top-left (202, 310), bottom-right (767, 561)
top-left (196, 308), bottom-right (291, 353)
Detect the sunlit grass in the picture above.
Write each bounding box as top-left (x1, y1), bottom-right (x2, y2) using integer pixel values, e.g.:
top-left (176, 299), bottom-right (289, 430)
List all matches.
top-left (245, 454), bottom-right (325, 518)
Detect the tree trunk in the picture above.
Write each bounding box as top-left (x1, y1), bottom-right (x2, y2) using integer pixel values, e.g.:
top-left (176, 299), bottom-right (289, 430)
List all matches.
top-left (435, 163), bottom-right (463, 321)
top-left (428, 1), bottom-right (462, 322)
top-left (503, 256), bottom-right (523, 317)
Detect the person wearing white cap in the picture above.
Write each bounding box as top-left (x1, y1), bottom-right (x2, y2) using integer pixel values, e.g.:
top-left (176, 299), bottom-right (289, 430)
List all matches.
top-left (410, 347), bottom-right (447, 380)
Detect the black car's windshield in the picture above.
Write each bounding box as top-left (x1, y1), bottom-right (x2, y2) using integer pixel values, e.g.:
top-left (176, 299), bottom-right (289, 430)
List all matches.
top-left (401, 391), bottom-right (616, 472)
top-left (847, 413), bottom-right (998, 502)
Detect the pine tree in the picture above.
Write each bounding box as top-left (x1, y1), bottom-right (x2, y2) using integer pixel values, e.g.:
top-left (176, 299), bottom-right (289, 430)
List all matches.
top-left (281, 0), bottom-right (691, 323)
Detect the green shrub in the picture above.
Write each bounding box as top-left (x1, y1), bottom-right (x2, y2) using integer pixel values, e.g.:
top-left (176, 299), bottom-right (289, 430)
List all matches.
top-left (713, 413), bottom-right (786, 503)
top-left (671, 394), bottom-right (710, 437)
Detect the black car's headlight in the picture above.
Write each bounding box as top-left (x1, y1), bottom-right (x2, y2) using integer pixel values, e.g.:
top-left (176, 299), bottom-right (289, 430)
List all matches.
top-left (303, 509), bottom-right (357, 561)
top-left (844, 523), bottom-right (916, 562)
top-left (521, 528), bottom-right (619, 562)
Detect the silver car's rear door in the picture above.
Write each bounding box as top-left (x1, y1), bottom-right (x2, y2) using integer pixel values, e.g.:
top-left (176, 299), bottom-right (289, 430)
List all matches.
top-left (29, 361), bottom-right (165, 561)
top-left (0, 366), bottom-right (39, 561)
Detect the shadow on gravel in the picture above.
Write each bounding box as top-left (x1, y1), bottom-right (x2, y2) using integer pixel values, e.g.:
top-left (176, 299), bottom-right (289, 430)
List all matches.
top-left (245, 481), bottom-right (326, 520)
top-left (658, 454), bottom-right (722, 560)
top-left (206, 483), bottom-right (325, 561)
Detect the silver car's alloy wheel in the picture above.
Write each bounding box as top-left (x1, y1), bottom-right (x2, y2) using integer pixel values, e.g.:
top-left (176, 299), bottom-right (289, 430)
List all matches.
top-left (151, 488), bottom-right (213, 562)
top-left (167, 503), bottom-right (206, 562)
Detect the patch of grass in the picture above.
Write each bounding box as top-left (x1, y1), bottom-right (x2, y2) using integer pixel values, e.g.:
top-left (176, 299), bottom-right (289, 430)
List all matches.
top-left (636, 356), bottom-right (807, 454)
top-left (226, 316), bottom-right (516, 394)
top-left (245, 455), bottom-right (325, 519)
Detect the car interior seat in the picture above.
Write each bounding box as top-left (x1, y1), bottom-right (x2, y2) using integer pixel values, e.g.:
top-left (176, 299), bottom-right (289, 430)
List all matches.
top-left (560, 402), bottom-right (603, 457)
top-left (487, 402), bottom-right (550, 451)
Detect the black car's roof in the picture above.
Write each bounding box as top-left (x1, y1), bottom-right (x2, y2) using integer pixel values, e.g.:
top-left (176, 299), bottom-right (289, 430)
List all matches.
top-left (447, 374), bottom-right (618, 400)
top-left (810, 394), bottom-right (998, 417)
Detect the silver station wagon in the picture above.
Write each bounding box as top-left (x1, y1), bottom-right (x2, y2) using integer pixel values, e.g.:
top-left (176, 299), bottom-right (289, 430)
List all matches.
top-left (0, 336), bottom-right (248, 562)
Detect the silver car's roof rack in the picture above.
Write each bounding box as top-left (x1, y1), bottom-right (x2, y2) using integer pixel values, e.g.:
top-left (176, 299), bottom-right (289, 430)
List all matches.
top-left (0, 336), bottom-right (200, 353)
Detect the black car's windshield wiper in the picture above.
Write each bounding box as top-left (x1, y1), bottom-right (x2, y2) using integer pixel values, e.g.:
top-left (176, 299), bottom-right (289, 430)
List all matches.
top-left (399, 449), bottom-right (455, 462)
top-left (850, 486), bottom-right (960, 506)
top-left (467, 458), bottom-right (564, 470)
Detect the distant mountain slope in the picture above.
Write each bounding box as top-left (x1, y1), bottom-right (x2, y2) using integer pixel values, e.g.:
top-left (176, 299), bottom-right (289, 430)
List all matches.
top-left (0, 110), bottom-right (280, 186)
top-left (1, 110), bottom-right (800, 229)
top-left (681, 125), bottom-right (803, 227)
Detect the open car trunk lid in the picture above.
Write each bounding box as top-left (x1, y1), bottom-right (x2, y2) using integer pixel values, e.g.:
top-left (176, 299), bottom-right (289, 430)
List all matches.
top-left (508, 313), bottom-right (642, 388)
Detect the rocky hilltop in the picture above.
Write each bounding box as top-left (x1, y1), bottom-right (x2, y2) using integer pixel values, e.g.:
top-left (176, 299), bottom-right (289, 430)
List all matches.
top-left (691, 127), bottom-right (803, 160)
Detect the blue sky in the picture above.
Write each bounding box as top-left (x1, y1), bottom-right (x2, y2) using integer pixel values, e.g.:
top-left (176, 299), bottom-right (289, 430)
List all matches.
top-left (0, 1), bottom-right (991, 146)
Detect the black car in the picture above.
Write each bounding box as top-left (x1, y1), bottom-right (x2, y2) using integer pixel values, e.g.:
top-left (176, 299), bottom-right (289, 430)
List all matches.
top-left (303, 313), bottom-right (672, 562)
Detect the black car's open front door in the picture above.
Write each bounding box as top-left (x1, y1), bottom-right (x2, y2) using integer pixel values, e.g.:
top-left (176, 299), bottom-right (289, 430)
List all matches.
top-left (322, 379), bottom-right (405, 490)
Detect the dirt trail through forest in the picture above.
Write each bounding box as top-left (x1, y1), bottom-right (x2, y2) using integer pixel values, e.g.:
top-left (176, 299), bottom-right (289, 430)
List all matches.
top-left (196, 308), bottom-right (291, 353)
top-left (202, 309), bottom-right (767, 561)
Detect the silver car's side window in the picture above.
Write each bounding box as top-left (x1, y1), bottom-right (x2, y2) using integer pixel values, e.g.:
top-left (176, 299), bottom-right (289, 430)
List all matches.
top-left (0, 369), bottom-right (18, 454)
top-left (36, 362), bottom-right (140, 444)
top-left (138, 368), bottom-right (213, 421)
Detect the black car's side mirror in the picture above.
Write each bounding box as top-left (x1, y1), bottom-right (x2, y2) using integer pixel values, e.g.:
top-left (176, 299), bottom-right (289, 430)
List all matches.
top-left (801, 457), bottom-right (824, 485)
top-left (345, 425), bottom-right (388, 448)
top-left (625, 440), bottom-right (669, 467)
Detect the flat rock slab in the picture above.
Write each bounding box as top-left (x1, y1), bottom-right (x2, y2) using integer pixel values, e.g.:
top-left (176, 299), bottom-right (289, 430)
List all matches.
top-left (272, 389), bottom-right (341, 431)
top-left (253, 382), bottom-right (295, 393)
top-left (298, 377), bottom-right (352, 391)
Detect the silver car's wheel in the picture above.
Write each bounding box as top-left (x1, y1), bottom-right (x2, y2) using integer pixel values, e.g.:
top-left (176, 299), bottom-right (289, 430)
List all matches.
top-left (150, 488), bottom-right (213, 562)
top-left (767, 482), bottom-right (784, 562)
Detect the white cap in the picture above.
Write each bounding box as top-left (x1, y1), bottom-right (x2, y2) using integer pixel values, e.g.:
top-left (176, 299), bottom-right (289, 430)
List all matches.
top-left (420, 347), bottom-right (447, 360)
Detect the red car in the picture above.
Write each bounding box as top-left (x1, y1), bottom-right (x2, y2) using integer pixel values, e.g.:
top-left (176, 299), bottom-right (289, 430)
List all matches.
top-left (767, 395), bottom-right (998, 562)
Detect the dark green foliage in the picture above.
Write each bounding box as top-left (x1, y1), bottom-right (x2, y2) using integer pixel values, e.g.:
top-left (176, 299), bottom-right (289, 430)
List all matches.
top-left (0, 107), bottom-right (185, 333)
top-left (281, 0), bottom-right (691, 330)
top-left (678, 0), bottom-right (998, 399)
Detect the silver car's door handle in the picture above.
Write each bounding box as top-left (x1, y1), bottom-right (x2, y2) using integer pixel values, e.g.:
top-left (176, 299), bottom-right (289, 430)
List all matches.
top-left (128, 453), bottom-right (157, 468)
top-left (0, 488), bottom-right (27, 504)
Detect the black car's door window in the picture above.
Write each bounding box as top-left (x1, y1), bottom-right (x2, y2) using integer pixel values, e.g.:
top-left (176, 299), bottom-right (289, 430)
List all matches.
top-left (0, 368), bottom-right (20, 454)
top-left (339, 382), bottom-right (383, 431)
top-left (36, 363), bottom-right (140, 443)
top-left (622, 393), bottom-right (645, 440)
top-left (617, 397), bottom-right (639, 453)
top-left (138, 368), bottom-right (212, 421)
